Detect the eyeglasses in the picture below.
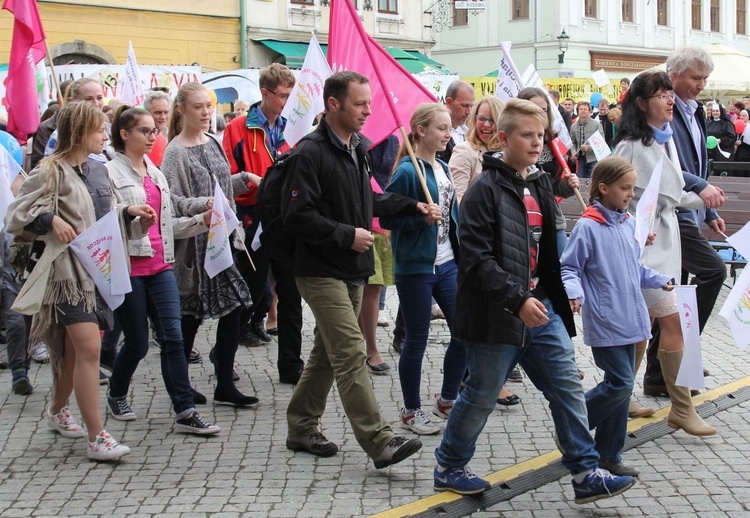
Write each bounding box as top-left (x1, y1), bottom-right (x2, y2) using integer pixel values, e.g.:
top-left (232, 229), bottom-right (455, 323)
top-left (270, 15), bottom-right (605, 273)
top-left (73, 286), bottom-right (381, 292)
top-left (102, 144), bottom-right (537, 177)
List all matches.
top-left (267, 89), bottom-right (290, 100)
top-left (650, 92), bottom-right (676, 102)
top-left (130, 127), bottom-right (160, 137)
top-left (475, 115), bottom-right (496, 126)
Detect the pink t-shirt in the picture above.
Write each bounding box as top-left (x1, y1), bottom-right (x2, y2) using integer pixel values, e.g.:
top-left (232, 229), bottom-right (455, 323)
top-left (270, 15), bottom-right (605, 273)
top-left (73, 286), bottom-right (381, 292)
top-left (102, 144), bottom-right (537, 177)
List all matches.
top-left (130, 176), bottom-right (172, 277)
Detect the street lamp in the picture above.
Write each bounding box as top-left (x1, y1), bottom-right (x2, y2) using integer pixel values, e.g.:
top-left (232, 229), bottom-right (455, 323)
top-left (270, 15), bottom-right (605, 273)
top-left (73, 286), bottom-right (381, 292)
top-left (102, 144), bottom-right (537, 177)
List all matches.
top-left (557, 29), bottom-right (570, 64)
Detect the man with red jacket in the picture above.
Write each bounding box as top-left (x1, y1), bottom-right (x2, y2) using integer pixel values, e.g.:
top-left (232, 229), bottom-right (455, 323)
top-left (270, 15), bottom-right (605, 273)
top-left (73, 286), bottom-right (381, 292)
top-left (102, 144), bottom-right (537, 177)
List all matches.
top-left (223, 64), bottom-right (302, 381)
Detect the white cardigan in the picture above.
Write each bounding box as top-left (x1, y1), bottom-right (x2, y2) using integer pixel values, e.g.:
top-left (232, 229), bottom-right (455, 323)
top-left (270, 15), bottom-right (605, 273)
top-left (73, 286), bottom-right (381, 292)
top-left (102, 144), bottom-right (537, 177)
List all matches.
top-left (614, 138), bottom-right (704, 308)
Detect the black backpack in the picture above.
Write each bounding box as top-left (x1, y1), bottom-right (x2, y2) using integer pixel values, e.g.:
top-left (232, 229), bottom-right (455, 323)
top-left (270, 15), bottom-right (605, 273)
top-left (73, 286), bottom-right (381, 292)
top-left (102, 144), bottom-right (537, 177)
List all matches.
top-left (255, 131), bottom-right (333, 259)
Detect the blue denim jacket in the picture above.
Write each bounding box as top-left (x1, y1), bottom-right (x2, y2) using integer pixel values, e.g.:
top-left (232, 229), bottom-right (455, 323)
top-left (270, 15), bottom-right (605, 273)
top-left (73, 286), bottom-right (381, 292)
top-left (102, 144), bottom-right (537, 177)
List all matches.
top-left (561, 202), bottom-right (671, 347)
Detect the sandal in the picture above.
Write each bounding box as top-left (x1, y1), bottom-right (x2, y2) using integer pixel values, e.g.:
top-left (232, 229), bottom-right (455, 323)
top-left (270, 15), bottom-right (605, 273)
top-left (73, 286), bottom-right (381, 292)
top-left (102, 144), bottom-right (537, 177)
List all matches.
top-left (496, 394), bottom-right (521, 406)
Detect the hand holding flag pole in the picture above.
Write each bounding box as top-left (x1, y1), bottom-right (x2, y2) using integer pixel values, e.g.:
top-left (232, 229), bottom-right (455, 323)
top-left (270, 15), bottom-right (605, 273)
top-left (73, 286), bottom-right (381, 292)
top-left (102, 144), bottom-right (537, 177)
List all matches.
top-left (550, 138), bottom-right (587, 211)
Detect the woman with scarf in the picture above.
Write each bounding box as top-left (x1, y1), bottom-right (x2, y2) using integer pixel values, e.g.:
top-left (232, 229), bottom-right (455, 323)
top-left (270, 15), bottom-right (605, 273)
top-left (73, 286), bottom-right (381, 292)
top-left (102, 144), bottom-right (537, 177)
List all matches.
top-left (613, 72), bottom-right (716, 436)
top-left (5, 102), bottom-right (156, 461)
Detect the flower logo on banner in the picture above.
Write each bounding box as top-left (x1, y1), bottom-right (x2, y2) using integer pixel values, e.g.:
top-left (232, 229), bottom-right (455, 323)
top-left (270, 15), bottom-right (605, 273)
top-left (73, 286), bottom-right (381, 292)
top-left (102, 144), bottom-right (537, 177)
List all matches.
top-left (734, 286), bottom-right (750, 326)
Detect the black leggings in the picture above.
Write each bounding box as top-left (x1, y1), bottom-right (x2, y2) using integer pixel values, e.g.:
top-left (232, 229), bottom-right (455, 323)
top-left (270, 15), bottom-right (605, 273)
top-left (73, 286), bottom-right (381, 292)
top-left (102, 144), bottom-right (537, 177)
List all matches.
top-left (182, 307), bottom-right (242, 391)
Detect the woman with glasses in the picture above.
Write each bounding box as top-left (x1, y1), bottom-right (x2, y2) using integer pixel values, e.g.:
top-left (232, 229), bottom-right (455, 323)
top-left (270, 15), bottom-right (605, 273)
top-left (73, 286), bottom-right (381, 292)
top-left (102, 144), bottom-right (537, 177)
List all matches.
top-left (105, 105), bottom-right (220, 433)
top-left (448, 95), bottom-right (505, 203)
top-left (614, 72), bottom-right (715, 436)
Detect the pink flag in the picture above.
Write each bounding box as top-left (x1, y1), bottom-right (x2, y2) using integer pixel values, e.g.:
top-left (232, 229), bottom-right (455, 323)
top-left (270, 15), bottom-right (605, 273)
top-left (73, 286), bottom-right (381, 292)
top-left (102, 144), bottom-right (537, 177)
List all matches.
top-left (2, 0), bottom-right (47, 141)
top-left (328, 0), bottom-right (436, 146)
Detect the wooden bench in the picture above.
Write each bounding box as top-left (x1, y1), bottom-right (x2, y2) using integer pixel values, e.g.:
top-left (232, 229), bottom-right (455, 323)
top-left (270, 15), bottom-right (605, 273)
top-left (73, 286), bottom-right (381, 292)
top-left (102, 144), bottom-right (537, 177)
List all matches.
top-left (708, 159), bottom-right (750, 178)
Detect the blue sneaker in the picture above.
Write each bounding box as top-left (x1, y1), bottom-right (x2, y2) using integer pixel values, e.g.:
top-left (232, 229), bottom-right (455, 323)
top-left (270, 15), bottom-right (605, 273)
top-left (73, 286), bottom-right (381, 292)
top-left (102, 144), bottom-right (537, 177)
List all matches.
top-left (573, 468), bottom-right (636, 504)
top-left (434, 465), bottom-right (491, 495)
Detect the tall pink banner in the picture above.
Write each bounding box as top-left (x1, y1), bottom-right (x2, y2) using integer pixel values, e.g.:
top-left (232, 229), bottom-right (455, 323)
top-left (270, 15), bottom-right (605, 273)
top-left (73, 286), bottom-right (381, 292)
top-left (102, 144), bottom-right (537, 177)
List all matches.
top-left (328, 0), bottom-right (436, 146)
top-left (2, 0), bottom-right (47, 141)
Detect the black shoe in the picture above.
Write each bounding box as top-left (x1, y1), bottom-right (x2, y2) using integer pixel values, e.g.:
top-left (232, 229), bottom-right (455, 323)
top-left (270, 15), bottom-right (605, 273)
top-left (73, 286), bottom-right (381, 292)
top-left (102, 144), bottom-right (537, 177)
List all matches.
top-left (238, 326), bottom-right (263, 347)
top-left (192, 388), bottom-right (207, 405)
top-left (214, 387), bottom-right (259, 407)
top-left (279, 367), bottom-right (304, 385)
top-left (392, 335), bottom-right (404, 355)
top-left (286, 432), bottom-right (339, 457)
top-left (174, 411), bottom-right (220, 435)
top-left (0, 360), bottom-right (7, 369)
top-left (188, 349), bottom-right (202, 364)
top-left (99, 370), bottom-right (109, 385)
top-left (11, 372), bottom-right (33, 395)
top-left (208, 348), bottom-right (240, 382)
top-left (267, 327), bottom-right (278, 336)
top-left (251, 321), bottom-right (273, 343)
top-left (496, 394), bottom-right (521, 406)
top-left (507, 367), bottom-right (523, 383)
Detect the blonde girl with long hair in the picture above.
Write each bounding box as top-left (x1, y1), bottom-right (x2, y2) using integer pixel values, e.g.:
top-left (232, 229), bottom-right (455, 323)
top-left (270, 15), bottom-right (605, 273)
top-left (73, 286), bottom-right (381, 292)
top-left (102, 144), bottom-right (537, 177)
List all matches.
top-left (6, 101), bottom-right (156, 461)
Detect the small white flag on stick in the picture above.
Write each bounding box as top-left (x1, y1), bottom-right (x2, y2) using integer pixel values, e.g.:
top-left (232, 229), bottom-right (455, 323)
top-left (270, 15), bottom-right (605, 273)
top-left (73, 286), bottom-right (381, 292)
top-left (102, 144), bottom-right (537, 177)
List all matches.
top-left (495, 42), bottom-right (524, 104)
top-left (592, 69), bottom-right (610, 88)
top-left (0, 144), bottom-right (23, 231)
top-left (121, 41), bottom-right (146, 107)
top-left (282, 33), bottom-right (332, 147)
top-left (726, 221), bottom-right (750, 260)
top-left (719, 265), bottom-right (750, 350)
top-left (634, 158), bottom-right (663, 258)
top-left (68, 209), bottom-right (132, 310)
top-left (521, 63), bottom-right (572, 150)
top-left (587, 129), bottom-right (612, 161)
top-left (204, 180), bottom-right (240, 279)
top-left (674, 285), bottom-right (705, 389)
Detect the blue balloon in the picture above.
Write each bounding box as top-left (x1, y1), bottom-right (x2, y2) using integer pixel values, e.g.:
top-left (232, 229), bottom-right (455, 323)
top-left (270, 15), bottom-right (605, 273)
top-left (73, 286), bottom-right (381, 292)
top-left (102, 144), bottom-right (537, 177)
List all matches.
top-left (590, 92), bottom-right (604, 107)
top-left (0, 130), bottom-right (23, 167)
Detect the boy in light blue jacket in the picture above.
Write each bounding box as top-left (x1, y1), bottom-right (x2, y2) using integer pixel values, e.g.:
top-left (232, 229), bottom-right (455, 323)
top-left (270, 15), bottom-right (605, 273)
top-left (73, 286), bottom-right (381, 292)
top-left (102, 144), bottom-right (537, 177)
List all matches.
top-left (561, 156), bottom-right (673, 477)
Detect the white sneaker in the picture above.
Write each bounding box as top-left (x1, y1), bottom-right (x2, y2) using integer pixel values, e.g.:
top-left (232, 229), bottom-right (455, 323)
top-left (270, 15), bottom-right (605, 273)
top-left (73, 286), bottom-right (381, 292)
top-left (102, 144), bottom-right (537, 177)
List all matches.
top-left (87, 430), bottom-right (131, 461)
top-left (31, 342), bottom-right (49, 363)
top-left (377, 311), bottom-right (390, 327)
top-left (400, 407), bottom-right (442, 435)
top-left (46, 406), bottom-right (86, 438)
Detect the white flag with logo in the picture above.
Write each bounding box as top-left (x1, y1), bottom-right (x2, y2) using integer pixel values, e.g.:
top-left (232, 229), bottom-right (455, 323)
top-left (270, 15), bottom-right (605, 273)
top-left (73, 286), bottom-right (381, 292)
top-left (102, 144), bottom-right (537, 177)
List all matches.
top-left (495, 42), bottom-right (524, 104)
top-left (674, 285), bottom-right (705, 389)
top-left (121, 41), bottom-right (146, 107)
top-left (719, 265), bottom-right (750, 350)
top-left (587, 129), bottom-right (612, 161)
top-left (521, 63), bottom-right (572, 149)
top-left (726, 220), bottom-right (750, 260)
top-left (0, 144), bottom-right (23, 231)
top-left (634, 158), bottom-right (663, 258)
top-left (205, 180), bottom-right (240, 279)
top-left (282, 33), bottom-right (332, 147)
top-left (68, 209), bottom-right (132, 310)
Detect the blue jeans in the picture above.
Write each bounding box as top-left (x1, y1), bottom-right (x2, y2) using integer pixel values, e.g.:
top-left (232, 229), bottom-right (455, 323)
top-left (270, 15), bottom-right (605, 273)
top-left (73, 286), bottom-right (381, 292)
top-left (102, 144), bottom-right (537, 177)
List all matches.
top-left (577, 160), bottom-right (597, 179)
top-left (436, 299), bottom-right (598, 475)
top-left (585, 344), bottom-right (635, 463)
top-left (396, 260), bottom-right (466, 409)
top-left (109, 269), bottom-right (195, 418)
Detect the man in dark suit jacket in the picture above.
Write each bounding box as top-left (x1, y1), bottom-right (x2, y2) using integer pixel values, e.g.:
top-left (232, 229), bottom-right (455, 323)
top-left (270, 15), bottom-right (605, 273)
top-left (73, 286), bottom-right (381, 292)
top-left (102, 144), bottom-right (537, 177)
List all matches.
top-left (643, 47), bottom-right (728, 397)
top-left (550, 90), bottom-right (572, 132)
top-left (436, 80), bottom-right (475, 163)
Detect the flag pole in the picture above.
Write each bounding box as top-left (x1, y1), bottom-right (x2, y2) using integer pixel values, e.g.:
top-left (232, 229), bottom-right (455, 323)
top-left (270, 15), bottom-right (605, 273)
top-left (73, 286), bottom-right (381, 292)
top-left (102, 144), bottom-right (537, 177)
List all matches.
top-left (399, 127), bottom-right (434, 205)
top-left (550, 138), bottom-right (587, 211)
top-left (43, 41), bottom-right (63, 103)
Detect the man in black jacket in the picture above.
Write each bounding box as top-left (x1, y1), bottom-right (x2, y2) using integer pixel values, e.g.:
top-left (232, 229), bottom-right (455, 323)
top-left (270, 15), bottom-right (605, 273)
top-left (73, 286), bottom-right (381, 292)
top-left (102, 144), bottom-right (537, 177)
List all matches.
top-left (281, 71), bottom-right (439, 469)
top-left (433, 99), bottom-right (635, 502)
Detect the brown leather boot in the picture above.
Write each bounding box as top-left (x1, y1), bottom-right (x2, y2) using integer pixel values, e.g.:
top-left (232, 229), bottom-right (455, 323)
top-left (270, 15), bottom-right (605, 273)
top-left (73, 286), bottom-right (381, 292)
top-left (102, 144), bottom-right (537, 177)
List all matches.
top-left (659, 349), bottom-right (716, 437)
top-left (629, 348), bottom-right (655, 418)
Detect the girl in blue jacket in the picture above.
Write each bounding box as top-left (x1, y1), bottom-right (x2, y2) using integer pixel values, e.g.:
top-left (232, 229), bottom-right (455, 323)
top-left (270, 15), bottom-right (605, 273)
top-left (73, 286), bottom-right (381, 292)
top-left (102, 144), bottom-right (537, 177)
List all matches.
top-left (561, 155), bottom-right (673, 477)
top-left (380, 103), bottom-right (462, 436)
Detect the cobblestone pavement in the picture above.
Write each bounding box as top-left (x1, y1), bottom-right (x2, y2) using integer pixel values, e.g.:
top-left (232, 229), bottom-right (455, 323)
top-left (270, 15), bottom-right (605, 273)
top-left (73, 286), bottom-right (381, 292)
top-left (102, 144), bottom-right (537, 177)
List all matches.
top-left (1, 282), bottom-right (749, 517)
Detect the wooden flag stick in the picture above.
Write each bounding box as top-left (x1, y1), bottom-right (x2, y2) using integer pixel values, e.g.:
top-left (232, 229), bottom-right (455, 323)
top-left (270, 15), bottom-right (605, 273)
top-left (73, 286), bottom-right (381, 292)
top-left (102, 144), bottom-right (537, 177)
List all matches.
top-left (399, 126), bottom-right (434, 205)
top-left (43, 41), bottom-right (64, 102)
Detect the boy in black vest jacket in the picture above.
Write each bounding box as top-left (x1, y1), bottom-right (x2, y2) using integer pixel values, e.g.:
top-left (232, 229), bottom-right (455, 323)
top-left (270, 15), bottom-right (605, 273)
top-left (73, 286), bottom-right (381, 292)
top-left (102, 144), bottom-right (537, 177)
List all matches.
top-left (433, 99), bottom-right (636, 504)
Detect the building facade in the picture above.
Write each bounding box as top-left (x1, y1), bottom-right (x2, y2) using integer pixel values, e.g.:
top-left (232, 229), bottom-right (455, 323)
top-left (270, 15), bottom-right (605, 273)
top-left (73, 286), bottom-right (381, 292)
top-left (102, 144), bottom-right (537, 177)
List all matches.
top-left (0, 0), bottom-right (242, 71)
top-left (431, 0), bottom-right (750, 79)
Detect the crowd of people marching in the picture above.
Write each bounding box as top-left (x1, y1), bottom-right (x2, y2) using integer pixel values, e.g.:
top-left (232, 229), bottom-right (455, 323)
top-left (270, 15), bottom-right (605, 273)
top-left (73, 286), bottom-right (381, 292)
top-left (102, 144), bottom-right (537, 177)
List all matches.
top-left (0, 44), bottom-right (732, 505)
